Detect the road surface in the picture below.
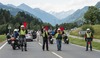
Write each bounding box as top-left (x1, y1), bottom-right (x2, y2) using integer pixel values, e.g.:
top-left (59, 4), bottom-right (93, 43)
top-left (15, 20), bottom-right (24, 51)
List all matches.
top-left (0, 37), bottom-right (100, 58)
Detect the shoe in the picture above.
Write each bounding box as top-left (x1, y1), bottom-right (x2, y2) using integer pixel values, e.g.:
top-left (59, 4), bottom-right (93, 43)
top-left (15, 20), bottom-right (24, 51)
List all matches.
top-left (47, 50), bottom-right (49, 51)
top-left (57, 49), bottom-right (59, 51)
top-left (86, 50), bottom-right (88, 51)
top-left (59, 50), bottom-right (62, 51)
top-left (25, 50), bottom-right (27, 51)
top-left (90, 49), bottom-right (92, 51)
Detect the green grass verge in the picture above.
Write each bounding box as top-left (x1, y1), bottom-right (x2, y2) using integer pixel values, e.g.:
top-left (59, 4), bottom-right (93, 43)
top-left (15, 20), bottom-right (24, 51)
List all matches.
top-left (0, 35), bottom-right (6, 42)
top-left (69, 37), bottom-right (100, 50)
top-left (70, 25), bottom-right (100, 39)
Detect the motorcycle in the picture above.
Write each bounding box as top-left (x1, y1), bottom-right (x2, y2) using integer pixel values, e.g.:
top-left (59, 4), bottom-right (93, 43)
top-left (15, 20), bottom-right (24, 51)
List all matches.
top-left (6, 34), bottom-right (11, 44)
top-left (11, 37), bottom-right (20, 50)
top-left (49, 34), bottom-right (53, 44)
top-left (63, 35), bottom-right (69, 44)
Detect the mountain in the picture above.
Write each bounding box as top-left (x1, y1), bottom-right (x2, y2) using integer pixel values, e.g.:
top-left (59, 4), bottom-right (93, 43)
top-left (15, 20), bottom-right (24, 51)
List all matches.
top-left (0, 3), bottom-right (37, 18)
top-left (96, 1), bottom-right (100, 8)
top-left (7, 4), bottom-right (16, 8)
top-left (61, 6), bottom-right (88, 23)
top-left (17, 3), bottom-right (59, 25)
top-left (50, 10), bottom-right (75, 20)
top-left (0, 3), bottom-right (23, 15)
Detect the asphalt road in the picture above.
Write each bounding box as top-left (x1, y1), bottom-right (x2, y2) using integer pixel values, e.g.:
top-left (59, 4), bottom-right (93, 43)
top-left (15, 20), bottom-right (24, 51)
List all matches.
top-left (0, 37), bottom-right (100, 58)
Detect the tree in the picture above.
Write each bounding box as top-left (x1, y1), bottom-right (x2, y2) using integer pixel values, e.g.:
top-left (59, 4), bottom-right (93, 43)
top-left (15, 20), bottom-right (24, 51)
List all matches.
top-left (84, 6), bottom-right (100, 25)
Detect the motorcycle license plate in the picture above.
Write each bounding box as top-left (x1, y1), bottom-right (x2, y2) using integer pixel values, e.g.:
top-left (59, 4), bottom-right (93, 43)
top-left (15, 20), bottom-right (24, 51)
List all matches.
top-left (12, 41), bottom-right (14, 43)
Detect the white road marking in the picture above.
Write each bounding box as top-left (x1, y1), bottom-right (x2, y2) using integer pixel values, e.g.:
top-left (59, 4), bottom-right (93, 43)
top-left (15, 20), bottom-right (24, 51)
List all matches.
top-left (0, 42), bottom-right (7, 50)
top-left (52, 52), bottom-right (63, 58)
top-left (38, 42), bottom-right (42, 46)
top-left (38, 42), bottom-right (63, 58)
top-left (71, 43), bottom-right (100, 52)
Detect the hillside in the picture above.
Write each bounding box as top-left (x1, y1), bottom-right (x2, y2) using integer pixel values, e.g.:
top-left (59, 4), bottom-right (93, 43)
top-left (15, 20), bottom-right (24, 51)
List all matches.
top-left (62, 6), bottom-right (88, 23)
top-left (50, 10), bottom-right (75, 20)
top-left (17, 3), bottom-right (59, 25)
top-left (70, 25), bottom-right (100, 39)
top-left (96, 1), bottom-right (100, 8)
top-left (0, 3), bottom-right (36, 18)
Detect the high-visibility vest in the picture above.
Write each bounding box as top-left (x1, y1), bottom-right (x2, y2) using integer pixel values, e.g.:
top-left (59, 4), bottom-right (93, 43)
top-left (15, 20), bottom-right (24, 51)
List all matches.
top-left (86, 32), bottom-right (92, 38)
top-left (55, 33), bottom-right (62, 39)
top-left (20, 30), bottom-right (26, 35)
top-left (42, 31), bottom-right (48, 37)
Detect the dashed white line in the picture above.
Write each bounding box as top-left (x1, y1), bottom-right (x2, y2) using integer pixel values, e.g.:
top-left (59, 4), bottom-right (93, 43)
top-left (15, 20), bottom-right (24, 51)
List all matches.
top-left (52, 52), bottom-right (63, 58)
top-left (0, 42), bottom-right (7, 50)
top-left (38, 42), bottom-right (42, 46)
top-left (38, 42), bottom-right (63, 58)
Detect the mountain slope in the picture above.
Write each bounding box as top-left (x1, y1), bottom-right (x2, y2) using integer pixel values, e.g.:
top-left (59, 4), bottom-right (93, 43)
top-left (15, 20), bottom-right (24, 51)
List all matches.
top-left (62, 6), bottom-right (88, 23)
top-left (50, 10), bottom-right (75, 20)
top-left (7, 4), bottom-right (17, 8)
top-left (17, 3), bottom-right (59, 25)
top-left (0, 3), bottom-right (37, 18)
top-left (96, 1), bottom-right (100, 8)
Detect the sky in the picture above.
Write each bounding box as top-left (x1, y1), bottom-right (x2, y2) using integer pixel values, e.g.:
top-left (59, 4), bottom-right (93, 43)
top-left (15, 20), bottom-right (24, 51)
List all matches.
top-left (0, 0), bottom-right (100, 12)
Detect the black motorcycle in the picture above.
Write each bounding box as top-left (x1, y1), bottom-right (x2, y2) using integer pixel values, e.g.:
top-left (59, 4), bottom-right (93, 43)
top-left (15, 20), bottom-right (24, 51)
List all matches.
top-left (49, 35), bottom-right (53, 44)
top-left (6, 34), bottom-right (11, 44)
top-left (11, 37), bottom-right (20, 50)
top-left (32, 31), bottom-right (37, 39)
top-left (63, 35), bottom-right (69, 44)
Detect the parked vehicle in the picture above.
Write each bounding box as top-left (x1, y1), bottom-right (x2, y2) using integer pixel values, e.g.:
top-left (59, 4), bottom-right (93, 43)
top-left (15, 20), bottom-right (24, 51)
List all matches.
top-left (25, 33), bottom-right (33, 42)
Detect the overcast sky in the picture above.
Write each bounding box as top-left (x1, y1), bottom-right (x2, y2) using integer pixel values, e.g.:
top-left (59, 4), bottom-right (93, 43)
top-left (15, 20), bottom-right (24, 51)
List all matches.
top-left (0, 0), bottom-right (100, 12)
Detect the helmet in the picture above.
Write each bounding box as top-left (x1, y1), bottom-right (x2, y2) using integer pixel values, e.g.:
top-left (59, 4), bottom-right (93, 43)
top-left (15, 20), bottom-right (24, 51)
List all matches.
top-left (14, 29), bottom-right (18, 31)
top-left (57, 28), bottom-right (61, 31)
top-left (87, 28), bottom-right (90, 31)
top-left (21, 25), bottom-right (24, 28)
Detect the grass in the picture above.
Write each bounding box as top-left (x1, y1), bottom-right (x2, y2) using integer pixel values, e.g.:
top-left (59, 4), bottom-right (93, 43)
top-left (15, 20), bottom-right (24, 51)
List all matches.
top-left (70, 28), bottom-right (81, 36)
top-left (70, 25), bottom-right (100, 39)
top-left (69, 37), bottom-right (100, 50)
top-left (0, 35), bottom-right (6, 42)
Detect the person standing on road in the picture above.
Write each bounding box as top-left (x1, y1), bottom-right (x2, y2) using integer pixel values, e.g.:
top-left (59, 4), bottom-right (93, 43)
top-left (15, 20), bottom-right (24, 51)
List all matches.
top-left (84, 28), bottom-right (93, 51)
top-left (37, 30), bottom-right (40, 42)
top-left (55, 28), bottom-right (62, 51)
top-left (19, 25), bottom-right (27, 51)
top-left (42, 29), bottom-right (49, 51)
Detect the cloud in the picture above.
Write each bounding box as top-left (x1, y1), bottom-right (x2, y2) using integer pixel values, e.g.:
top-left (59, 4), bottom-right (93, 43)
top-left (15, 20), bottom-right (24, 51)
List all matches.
top-left (0, 0), bottom-right (100, 12)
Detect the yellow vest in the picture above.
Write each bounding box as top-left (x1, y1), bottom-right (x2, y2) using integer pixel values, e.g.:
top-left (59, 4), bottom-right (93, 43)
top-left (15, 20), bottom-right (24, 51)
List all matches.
top-left (42, 31), bottom-right (48, 37)
top-left (86, 32), bottom-right (91, 38)
top-left (20, 30), bottom-right (26, 35)
top-left (55, 33), bottom-right (62, 39)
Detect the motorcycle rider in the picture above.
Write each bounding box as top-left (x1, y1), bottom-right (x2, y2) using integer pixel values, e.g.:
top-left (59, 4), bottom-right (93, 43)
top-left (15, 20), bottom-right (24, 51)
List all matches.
top-left (13, 29), bottom-right (19, 39)
top-left (12, 29), bottom-right (20, 49)
top-left (84, 28), bottom-right (93, 51)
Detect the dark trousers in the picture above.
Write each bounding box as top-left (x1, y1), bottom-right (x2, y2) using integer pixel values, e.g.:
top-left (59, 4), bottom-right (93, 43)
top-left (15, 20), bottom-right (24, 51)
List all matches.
top-left (86, 38), bottom-right (92, 51)
top-left (56, 39), bottom-right (62, 50)
top-left (42, 37), bottom-right (48, 50)
top-left (20, 35), bottom-right (27, 50)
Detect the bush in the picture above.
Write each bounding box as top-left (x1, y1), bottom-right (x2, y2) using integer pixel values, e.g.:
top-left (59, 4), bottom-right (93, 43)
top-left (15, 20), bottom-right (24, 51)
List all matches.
top-left (0, 24), bottom-right (8, 34)
top-left (82, 25), bottom-right (94, 34)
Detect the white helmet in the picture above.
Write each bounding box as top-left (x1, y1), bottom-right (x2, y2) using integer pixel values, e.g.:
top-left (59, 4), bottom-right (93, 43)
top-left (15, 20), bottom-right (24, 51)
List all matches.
top-left (58, 28), bottom-right (61, 30)
top-left (87, 28), bottom-right (90, 31)
top-left (21, 25), bottom-right (24, 28)
top-left (14, 29), bottom-right (18, 31)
